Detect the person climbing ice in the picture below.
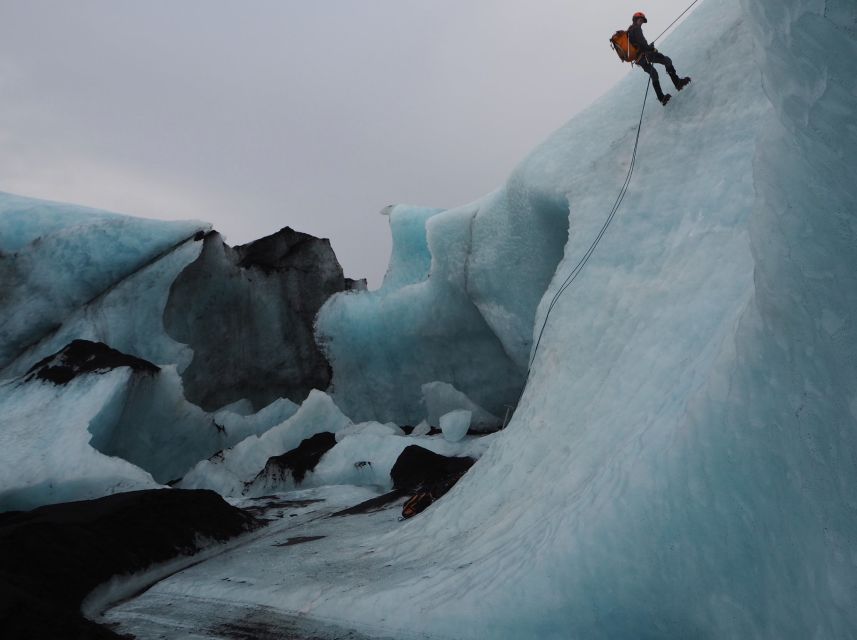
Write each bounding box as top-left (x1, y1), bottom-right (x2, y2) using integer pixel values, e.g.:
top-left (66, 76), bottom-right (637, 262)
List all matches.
top-left (628, 11), bottom-right (691, 106)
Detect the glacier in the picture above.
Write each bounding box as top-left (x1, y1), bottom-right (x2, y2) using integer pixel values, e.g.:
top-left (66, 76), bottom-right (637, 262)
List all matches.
top-left (2, 0), bottom-right (857, 637)
top-left (294, 0), bottom-right (857, 637)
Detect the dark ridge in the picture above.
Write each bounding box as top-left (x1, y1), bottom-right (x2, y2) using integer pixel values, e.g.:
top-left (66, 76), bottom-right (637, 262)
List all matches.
top-left (329, 490), bottom-right (406, 518)
top-left (0, 489), bottom-right (260, 640)
top-left (399, 425), bottom-right (442, 436)
top-left (345, 277), bottom-right (368, 291)
top-left (25, 339), bottom-right (160, 385)
top-left (235, 226), bottom-right (325, 274)
top-left (253, 432), bottom-right (337, 487)
top-left (390, 445), bottom-right (475, 493)
top-left (273, 535), bottom-right (326, 547)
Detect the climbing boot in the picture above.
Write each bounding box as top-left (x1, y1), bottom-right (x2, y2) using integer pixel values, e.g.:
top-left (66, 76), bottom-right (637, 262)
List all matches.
top-left (659, 94), bottom-right (672, 106)
top-left (676, 77), bottom-right (691, 90)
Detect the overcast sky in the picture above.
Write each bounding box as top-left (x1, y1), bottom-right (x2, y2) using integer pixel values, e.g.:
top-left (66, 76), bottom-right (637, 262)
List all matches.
top-left (0, 1), bottom-right (696, 286)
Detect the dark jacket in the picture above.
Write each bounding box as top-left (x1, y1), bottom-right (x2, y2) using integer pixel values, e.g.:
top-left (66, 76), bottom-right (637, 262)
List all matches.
top-left (628, 23), bottom-right (655, 55)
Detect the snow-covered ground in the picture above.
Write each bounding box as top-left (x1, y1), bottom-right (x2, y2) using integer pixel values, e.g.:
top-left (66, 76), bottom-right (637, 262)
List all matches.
top-left (100, 486), bottom-right (417, 640)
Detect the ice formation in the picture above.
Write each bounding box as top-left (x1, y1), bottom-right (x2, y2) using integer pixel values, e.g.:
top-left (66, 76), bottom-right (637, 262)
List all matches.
top-left (0, 369), bottom-right (160, 512)
top-left (0, 193), bottom-right (207, 370)
top-left (317, 204), bottom-right (528, 425)
top-left (179, 390), bottom-right (354, 495)
top-left (181, 389), bottom-right (491, 497)
top-left (439, 409), bottom-right (471, 443)
top-left (2, 0), bottom-right (857, 636)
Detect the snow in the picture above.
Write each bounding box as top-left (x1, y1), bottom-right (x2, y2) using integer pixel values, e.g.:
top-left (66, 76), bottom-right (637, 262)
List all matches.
top-left (439, 410), bottom-right (471, 443)
top-left (0, 192), bottom-right (208, 370)
top-left (100, 486), bottom-right (401, 640)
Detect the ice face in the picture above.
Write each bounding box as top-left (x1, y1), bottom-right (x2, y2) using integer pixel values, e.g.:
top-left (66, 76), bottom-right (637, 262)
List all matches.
top-left (0, 192), bottom-right (208, 370)
top-left (317, 204), bottom-right (527, 425)
top-left (0, 371), bottom-right (159, 512)
top-left (1, 235), bottom-right (204, 380)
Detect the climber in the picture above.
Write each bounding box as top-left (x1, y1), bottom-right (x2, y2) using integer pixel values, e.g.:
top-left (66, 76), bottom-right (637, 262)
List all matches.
top-left (629, 11), bottom-right (691, 106)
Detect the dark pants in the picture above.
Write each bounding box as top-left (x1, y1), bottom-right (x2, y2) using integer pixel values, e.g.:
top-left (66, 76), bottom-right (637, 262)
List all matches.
top-left (638, 52), bottom-right (683, 101)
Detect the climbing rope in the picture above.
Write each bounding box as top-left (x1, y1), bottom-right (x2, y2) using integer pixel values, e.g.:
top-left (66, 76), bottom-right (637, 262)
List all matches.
top-left (527, 79), bottom-right (651, 374)
top-left (653, 0), bottom-right (703, 43)
top-left (525, 0), bottom-right (701, 375)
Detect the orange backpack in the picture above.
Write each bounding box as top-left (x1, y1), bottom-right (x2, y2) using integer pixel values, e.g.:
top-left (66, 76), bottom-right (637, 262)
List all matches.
top-left (610, 30), bottom-right (641, 63)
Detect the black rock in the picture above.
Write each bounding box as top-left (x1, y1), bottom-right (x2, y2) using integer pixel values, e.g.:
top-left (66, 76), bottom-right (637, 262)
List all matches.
top-left (390, 445), bottom-right (475, 493)
top-left (0, 488), bottom-right (259, 639)
top-left (25, 339), bottom-right (159, 385)
top-left (253, 431), bottom-right (337, 487)
top-left (164, 228), bottom-right (359, 411)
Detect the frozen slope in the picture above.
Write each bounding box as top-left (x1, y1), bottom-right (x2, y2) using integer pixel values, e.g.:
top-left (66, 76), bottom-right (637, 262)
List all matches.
top-left (277, 0), bottom-right (857, 637)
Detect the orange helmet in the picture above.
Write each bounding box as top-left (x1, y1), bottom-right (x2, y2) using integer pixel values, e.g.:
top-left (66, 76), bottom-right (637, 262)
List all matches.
top-left (633, 11), bottom-right (648, 22)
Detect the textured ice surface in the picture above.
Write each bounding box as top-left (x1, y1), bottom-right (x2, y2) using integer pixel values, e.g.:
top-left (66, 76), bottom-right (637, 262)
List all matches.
top-left (317, 204), bottom-right (526, 425)
top-left (87, 365), bottom-right (284, 484)
top-left (0, 372), bottom-right (158, 512)
top-left (0, 192), bottom-right (207, 370)
top-left (1, 235), bottom-right (204, 380)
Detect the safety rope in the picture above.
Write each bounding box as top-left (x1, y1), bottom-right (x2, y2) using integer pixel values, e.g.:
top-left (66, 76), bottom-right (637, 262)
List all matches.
top-left (527, 79), bottom-right (651, 374)
top-left (524, 0), bottom-right (700, 375)
top-left (652, 0), bottom-right (702, 44)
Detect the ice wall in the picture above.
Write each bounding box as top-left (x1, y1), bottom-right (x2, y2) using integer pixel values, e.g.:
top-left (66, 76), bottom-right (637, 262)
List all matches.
top-left (0, 192), bottom-right (207, 370)
top-left (0, 370), bottom-right (160, 512)
top-left (293, 0), bottom-right (857, 637)
top-left (317, 203), bottom-right (538, 424)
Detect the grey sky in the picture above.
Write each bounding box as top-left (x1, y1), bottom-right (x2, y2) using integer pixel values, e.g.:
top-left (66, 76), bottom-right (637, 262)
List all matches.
top-left (0, 1), bottom-right (696, 286)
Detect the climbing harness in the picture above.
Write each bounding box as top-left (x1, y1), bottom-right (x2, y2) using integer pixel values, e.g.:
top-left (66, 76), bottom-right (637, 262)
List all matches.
top-left (527, 79), bottom-right (651, 374)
